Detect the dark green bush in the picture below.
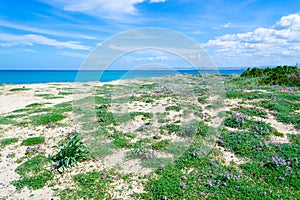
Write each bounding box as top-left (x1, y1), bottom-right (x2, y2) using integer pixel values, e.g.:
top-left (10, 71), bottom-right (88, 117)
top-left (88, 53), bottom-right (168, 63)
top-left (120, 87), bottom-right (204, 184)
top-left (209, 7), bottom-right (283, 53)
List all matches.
top-left (241, 66), bottom-right (300, 87)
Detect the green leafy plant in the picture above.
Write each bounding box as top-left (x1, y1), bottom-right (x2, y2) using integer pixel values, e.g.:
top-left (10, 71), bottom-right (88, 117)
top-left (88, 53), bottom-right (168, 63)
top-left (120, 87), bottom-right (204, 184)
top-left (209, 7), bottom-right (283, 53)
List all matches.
top-left (52, 133), bottom-right (89, 174)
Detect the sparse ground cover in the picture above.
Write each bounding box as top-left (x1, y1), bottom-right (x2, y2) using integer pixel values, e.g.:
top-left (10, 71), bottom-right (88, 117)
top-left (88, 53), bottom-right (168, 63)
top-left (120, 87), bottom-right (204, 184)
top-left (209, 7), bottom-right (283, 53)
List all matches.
top-left (0, 67), bottom-right (299, 199)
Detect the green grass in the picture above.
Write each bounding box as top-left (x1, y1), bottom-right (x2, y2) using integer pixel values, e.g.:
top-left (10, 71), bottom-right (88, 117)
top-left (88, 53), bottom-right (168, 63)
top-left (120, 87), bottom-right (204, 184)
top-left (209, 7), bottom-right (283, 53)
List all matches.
top-left (225, 90), bottom-right (270, 100)
top-left (9, 88), bottom-right (31, 91)
top-left (30, 113), bottom-right (65, 125)
top-left (137, 142), bottom-right (295, 200)
top-left (276, 113), bottom-right (300, 129)
top-left (110, 132), bottom-right (135, 148)
top-left (0, 137), bottom-right (18, 147)
top-left (197, 96), bottom-right (207, 103)
top-left (87, 141), bottom-right (114, 158)
top-left (165, 105), bottom-right (181, 112)
top-left (12, 155), bottom-right (52, 190)
top-left (59, 171), bottom-right (113, 199)
top-left (223, 112), bottom-right (277, 136)
top-left (4, 73), bottom-right (291, 198)
top-left (21, 137), bottom-right (45, 146)
top-left (58, 91), bottom-right (73, 95)
top-left (26, 103), bottom-right (44, 107)
top-left (178, 120), bottom-right (213, 137)
top-left (114, 112), bottom-right (153, 124)
top-left (35, 93), bottom-right (52, 97)
top-left (288, 134), bottom-right (300, 144)
top-left (232, 107), bottom-right (267, 118)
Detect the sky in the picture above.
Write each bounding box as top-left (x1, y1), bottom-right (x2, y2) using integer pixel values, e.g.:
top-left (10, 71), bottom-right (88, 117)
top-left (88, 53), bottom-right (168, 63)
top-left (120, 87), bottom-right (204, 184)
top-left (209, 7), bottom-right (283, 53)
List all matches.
top-left (0, 0), bottom-right (300, 70)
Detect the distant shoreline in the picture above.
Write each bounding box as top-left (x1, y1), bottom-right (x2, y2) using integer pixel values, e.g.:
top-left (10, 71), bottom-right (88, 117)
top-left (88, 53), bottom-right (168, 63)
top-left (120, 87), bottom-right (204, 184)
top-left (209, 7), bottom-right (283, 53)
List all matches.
top-left (0, 69), bottom-right (245, 84)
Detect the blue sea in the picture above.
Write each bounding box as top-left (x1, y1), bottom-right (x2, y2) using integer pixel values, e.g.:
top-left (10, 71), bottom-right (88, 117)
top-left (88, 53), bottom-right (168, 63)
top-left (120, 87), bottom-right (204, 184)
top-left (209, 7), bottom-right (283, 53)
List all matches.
top-left (0, 70), bottom-right (245, 84)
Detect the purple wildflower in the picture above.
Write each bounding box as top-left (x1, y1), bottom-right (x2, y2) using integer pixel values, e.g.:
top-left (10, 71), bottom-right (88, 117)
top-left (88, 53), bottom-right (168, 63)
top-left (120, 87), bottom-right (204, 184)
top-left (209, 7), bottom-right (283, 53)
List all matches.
top-left (180, 182), bottom-right (186, 188)
top-left (216, 139), bottom-right (224, 143)
top-left (207, 180), bottom-right (212, 186)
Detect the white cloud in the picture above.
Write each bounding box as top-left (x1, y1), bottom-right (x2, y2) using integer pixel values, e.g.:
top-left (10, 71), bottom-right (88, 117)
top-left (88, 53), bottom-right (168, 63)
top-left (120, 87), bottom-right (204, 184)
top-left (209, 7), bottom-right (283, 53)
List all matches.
top-left (212, 22), bottom-right (232, 30)
top-left (204, 13), bottom-right (300, 67)
top-left (0, 20), bottom-right (96, 39)
top-left (61, 51), bottom-right (87, 58)
top-left (150, 0), bottom-right (166, 3)
top-left (0, 33), bottom-right (91, 50)
top-left (274, 14), bottom-right (300, 30)
top-left (39, 0), bottom-right (166, 19)
top-left (221, 23), bottom-right (231, 28)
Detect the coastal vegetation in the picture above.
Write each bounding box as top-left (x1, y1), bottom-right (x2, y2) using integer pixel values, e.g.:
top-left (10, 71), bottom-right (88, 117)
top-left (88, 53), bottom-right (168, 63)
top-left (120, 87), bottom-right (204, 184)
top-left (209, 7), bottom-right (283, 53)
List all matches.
top-left (0, 68), bottom-right (299, 199)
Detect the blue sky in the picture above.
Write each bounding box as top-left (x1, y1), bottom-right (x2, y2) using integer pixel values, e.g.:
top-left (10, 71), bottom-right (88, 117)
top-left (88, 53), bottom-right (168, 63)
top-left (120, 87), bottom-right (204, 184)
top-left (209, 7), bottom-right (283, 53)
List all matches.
top-left (0, 0), bottom-right (300, 70)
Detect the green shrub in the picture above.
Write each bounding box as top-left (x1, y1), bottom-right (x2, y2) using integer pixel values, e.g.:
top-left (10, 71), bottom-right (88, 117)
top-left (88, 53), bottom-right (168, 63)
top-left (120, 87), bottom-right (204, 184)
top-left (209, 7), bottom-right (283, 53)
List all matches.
top-left (241, 66), bottom-right (300, 87)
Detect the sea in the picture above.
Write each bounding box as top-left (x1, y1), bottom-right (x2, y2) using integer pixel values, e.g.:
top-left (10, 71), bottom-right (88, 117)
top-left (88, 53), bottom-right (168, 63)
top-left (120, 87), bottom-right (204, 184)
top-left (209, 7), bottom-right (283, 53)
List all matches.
top-left (0, 70), bottom-right (245, 84)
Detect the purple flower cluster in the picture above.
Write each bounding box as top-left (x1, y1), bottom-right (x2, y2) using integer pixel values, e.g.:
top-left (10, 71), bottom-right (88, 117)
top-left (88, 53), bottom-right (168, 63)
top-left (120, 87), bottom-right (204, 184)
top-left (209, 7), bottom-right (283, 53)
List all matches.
top-left (137, 148), bottom-right (156, 160)
top-left (180, 182), bottom-right (186, 188)
top-left (270, 156), bottom-right (287, 166)
top-left (101, 171), bottom-right (114, 181)
top-left (225, 171), bottom-right (240, 181)
top-left (6, 152), bottom-right (15, 158)
top-left (216, 136), bottom-right (224, 144)
top-left (206, 172), bottom-right (239, 188)
top-left (281, 88), bottom-right (294, 94)
top-left (252, 125), bottom-right (270, 135)
top-left (251, 146), bottom-right (263, 151)
top-left (231, 113), bottom-right (248, 128)
top-left (26, 144), bottom-right (42, 155)
top-left (270, 156), bottom-right (299, 167)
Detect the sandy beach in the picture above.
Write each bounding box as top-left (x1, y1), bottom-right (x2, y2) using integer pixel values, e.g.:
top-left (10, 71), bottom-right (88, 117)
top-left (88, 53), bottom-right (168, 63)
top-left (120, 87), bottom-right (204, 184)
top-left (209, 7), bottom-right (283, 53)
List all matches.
top-left (0, 73), bottom-right (299, 199)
